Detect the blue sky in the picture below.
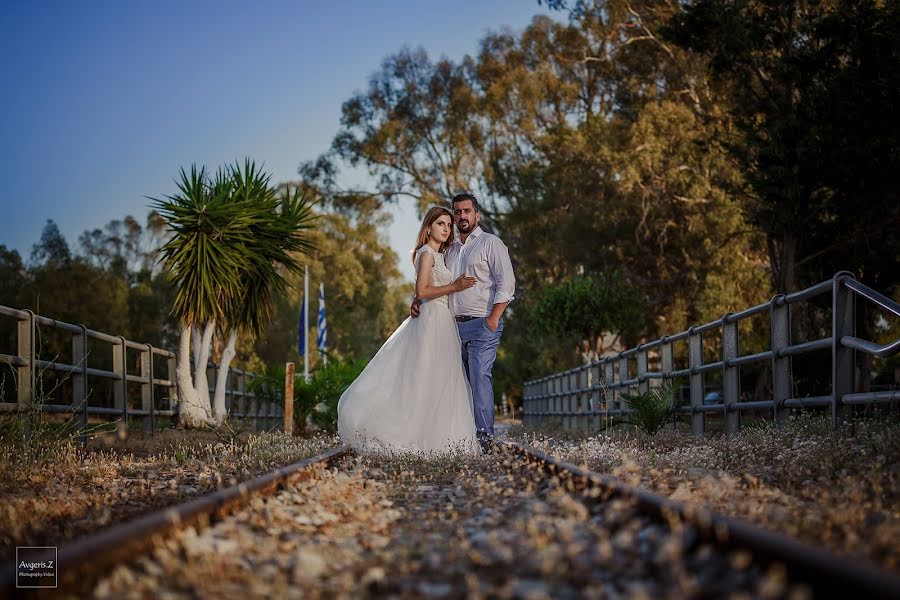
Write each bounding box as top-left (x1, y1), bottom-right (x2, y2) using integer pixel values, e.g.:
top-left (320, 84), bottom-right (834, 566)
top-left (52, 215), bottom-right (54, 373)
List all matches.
top-left (0, 1), bottom-right (555, 281)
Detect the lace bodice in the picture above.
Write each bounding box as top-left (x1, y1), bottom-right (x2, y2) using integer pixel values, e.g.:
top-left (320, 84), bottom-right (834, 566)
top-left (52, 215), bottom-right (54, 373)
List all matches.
top-left (415, 245), bottom-right (452, 306)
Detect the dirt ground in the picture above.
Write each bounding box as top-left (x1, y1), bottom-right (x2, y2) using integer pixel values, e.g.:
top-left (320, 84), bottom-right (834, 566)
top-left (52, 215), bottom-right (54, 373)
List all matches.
top-left (0, 423), bottom-right (336, 560)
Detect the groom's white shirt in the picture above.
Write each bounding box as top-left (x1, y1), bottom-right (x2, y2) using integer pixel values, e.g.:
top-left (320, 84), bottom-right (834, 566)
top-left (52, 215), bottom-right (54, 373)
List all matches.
top-left (445, 226), bottom-right (516, 317)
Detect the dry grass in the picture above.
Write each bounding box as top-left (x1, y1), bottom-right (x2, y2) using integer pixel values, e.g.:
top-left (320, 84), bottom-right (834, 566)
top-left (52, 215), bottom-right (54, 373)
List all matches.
top-left (508, 414), bottom-right (900, 570)
top-left (0, 424), bottom-right (338, 559)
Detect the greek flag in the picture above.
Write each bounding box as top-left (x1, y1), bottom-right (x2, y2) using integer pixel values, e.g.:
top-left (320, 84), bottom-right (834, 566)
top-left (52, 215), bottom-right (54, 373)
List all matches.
top-left (317, 282), bottom-right (327, 363)
top-left (297, 292), bottom-right (306, 357)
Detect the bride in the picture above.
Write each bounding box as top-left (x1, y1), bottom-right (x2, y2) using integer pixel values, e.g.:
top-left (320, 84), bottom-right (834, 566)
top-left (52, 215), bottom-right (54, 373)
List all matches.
top-left (337, 206), bottom-right (479, 454)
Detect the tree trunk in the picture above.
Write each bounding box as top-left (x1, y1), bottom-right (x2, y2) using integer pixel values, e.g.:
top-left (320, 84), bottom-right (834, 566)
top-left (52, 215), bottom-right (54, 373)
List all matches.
top-left (176, 324), bottom-right (210, 427)
top-left (212, 329), bottom-right (237, 423)
top-left (192, 324), bottom-right (202, 373)
top-left (769, 232), bottom-right (798, 295)
top-left (193, 321), bottom-right (215, 407)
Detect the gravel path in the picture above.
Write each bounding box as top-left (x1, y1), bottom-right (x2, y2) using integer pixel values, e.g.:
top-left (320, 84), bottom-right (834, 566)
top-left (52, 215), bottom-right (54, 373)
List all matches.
top-left (88, 448), bottom-right (811, 599)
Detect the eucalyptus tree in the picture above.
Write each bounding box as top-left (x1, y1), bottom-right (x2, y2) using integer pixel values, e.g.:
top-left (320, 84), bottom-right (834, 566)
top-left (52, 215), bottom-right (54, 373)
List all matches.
top-left (151, 162), bottom-right (316, 426)
top-left (299, 47), bottom-right (488, 215)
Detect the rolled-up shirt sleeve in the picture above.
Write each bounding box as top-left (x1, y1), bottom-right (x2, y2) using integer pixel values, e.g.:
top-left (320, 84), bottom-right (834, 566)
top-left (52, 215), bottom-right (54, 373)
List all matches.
top-left (487, 237), bottom-right (516, 305)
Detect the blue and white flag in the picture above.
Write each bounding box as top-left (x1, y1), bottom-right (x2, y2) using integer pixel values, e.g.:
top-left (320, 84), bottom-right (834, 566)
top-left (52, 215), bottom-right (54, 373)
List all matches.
top-left (317, 282), bottom-right (327, 363)
top-left (297, 292), bottom-right (306, 358)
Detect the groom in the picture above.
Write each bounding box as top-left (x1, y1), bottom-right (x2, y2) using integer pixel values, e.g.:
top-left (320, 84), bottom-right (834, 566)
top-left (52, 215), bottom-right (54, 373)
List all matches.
top-left (412, 192), bottom-right (516, 451)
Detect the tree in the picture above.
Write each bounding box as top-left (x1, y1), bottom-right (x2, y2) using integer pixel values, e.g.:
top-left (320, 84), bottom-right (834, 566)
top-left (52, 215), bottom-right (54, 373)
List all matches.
top-left (30, 220), bottom-right (71, 268)
top-left (253, 189), bottom-right (413, 367)
top-left (304, 1), bottom-right (772, 406)
top-left (150, 161), bottom-right (316, 427)
top-left (533, 273), bottom-right (645, 360)
top-left (300, 47), bottom-right (487, 216)
top-left (79, 212), bottom-right (166, 275)
top-left (664, 0), bottom-right (900, 295)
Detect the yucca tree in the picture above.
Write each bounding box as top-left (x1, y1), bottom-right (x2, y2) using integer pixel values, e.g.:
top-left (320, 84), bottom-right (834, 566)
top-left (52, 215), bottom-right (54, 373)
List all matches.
top-left (150, 161), bottom-right (316, 427)
top-left (209, 166), bottom-right (316, 422)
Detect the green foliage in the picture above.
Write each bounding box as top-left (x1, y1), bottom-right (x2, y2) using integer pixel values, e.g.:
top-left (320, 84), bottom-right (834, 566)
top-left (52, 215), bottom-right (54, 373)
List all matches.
top-left (298, 359), bottom-right (367, 432)
top-left (249, 358), bottom-right (366, 434)
top-left (533, 273), bottom-right (644, 345)
top-left (617, 382), bottom-right (681, 437)
top-left (307, 2), bottom-right (772, 395)
top-left (149, 161), bottom-right (318, 334)
top-left (253, 192), bottom-right (413, 366)
top-left (664, 0), bottom-right (900, 294)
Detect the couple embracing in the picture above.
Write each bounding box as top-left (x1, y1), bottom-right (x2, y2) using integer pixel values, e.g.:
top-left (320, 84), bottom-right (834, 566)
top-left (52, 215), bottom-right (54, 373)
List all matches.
top-left (338, 193), bottom-right (516, 455)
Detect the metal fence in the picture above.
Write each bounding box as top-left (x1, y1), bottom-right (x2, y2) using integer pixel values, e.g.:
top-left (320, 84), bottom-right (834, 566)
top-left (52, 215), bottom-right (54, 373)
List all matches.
top-left (522, 271), bottom-right (900, 434)
top-left (0, 304), bottom-right (283, 435)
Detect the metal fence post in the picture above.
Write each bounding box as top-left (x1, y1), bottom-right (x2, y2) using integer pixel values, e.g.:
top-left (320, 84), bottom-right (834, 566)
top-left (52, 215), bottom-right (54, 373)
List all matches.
top-left (661, 338), bottom-right (674, 429)
top-left (578, 367), bottom-right (588, 434)
top-left (226, 367), bottom-right (233, 417)
top-left (722, 316), bottom-right (740, 435)
top-left (238, 369), bottom-right (247, 421)
top-left (553, 374), bottom-right (560, 425)
top-left (166, 354), bottom-right (177, 418)
top-left (603, 360), bottom-right (614, 414)
top-left (571, 369), bottom-right (578, 432)
top-left (141, 344), bottom-right (154, 435)
top-left (72, 325), bottom-right (89, 442)
top-left (617, 356), bottom-right (628, 412)
top-left (113, 336), bottom-right (128, 427)
top-left (528, 380), bottom-right (535, 427)
top-left (522, 381), bottom-right (528, 427)
top-left (771, 296), bottom-right (791, 424)
top-left (637, 346), bottom-right (649, 395)
top-left (661, 337), bottom-right (674, 381)
top-left (833, 275), bottom-right (856, 428)
top-left (590, 362), bottom-right (600, 432)
top-left (542, 378), bottom-right (549, 424)
top-left (688, 328), bottom-right (704, 436)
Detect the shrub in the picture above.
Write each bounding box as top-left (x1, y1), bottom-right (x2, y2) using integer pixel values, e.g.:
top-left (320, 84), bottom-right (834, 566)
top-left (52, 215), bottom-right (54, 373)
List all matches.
top-left (249, 358), bottom-right (366, 433)
top-left (617, 381), bottom-right (681, 436)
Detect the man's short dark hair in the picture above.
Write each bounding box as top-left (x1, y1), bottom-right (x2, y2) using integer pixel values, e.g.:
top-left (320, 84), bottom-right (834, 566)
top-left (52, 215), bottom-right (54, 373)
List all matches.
top-left (451, 192), bottom-right (480, 213)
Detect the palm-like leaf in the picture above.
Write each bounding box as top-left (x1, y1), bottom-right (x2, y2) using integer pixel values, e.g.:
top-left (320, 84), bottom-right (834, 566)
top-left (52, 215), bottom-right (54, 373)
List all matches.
top-left (148, 165), bottom-right (244, 325)
top-left (617, 382), bottom-right (680, 437)
top-left (149, 161), bottom-right (318, 335)
top-left (221, 162), bottom-right (318, 336)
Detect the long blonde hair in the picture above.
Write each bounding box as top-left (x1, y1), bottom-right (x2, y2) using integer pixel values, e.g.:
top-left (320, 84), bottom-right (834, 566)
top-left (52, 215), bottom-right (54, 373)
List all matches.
top-left (411, 206), bottom-right (455, 265)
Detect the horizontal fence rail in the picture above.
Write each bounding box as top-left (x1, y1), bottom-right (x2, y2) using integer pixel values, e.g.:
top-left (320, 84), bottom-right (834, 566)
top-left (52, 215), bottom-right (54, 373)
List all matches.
top-left (523, 272), bottom-right (900, 435)
top-left (0, 304), bottom-right (283, 436)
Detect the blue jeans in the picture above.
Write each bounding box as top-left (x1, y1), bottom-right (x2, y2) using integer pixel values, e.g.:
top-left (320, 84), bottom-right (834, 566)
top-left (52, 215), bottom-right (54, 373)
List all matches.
top-left (457, 317), bottom-right (503, 440)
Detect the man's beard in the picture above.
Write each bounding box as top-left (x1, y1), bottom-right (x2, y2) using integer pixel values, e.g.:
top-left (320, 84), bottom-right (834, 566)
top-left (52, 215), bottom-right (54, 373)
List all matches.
top-left (457, 220), bottom-right (473, 233)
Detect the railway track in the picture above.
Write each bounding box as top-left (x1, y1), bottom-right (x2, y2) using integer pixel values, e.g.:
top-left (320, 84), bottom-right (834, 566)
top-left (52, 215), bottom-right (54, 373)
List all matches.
top-left (0, 446), bottom-right (351, 599)
top-left (3, 442), bottom-right (899, 598)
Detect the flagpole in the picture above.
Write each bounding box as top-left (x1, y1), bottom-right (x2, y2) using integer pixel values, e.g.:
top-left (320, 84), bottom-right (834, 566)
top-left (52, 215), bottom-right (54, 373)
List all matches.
top-left (304, 265), bottom-right (309, 382)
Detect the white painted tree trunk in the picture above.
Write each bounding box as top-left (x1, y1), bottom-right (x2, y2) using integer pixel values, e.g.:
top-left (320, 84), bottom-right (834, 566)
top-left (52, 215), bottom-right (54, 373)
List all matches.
top-left (192, 324), bottom-right (202, 374)
top-left (212, 329), bottom-right (237, 423)
top-left (193, 321), bottom-right (215, 409)
top-left (176, 324), bottom-right (210, 427)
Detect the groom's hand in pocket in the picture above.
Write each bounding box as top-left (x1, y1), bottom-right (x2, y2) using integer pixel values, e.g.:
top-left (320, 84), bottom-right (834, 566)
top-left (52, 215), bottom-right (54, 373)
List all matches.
top-left (410, 298), bottom-right (422, 318)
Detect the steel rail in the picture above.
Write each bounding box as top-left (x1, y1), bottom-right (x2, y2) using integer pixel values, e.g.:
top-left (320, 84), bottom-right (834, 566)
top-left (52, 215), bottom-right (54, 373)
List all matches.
top-left (503, 441), bottom-right (900, 600)
top-left (0, 445), bottom-right (351, 599)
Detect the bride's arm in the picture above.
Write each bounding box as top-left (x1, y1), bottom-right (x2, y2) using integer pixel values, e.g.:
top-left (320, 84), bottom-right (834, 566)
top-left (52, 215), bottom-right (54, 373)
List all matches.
top-left (415, 251), bottom-right (475, 300)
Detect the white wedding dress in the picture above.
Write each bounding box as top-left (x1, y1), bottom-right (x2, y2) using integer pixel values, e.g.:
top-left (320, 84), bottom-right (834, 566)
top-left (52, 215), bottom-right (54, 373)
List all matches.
top-left (337, 245), bottom-right (479, 455)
